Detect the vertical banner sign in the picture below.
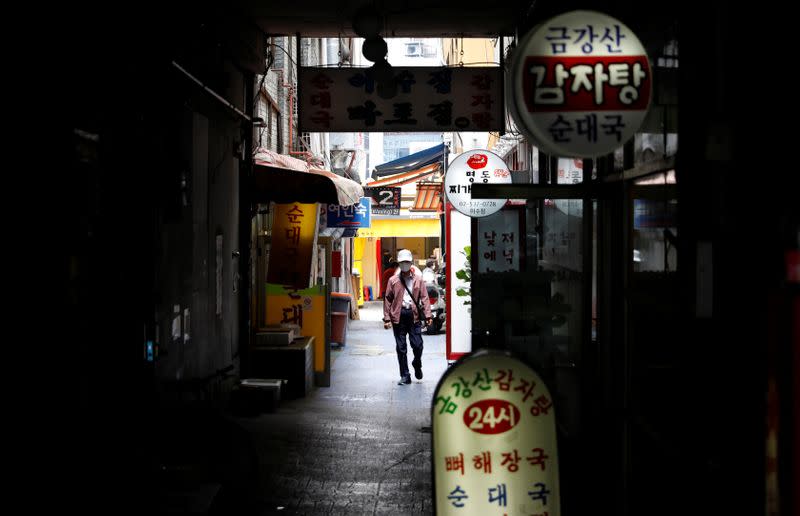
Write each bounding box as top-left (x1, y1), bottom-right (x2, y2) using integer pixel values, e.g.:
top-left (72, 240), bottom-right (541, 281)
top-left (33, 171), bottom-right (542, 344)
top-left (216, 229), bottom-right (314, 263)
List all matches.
top-left (445, 150), bottom-right (512, 218)
top-left (433, 349), bottom-right (560, 516)
top-left (508, 10), bottom-right (652, 157)
top-left (325, 198), bottom-right (372, 228)
top-left (446, 204), bottom-right (474, 360)
top-left (267, 203), bottom-right (319, 289)
top-left (298, 67), bottom-right (504, 133)
top-left (364, 186), bottom-right (401, 215)
top-left (477, 210), bottom-right (521, 273)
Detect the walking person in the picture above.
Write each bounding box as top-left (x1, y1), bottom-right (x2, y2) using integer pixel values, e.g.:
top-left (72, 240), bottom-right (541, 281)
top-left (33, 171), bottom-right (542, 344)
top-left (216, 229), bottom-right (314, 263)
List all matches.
top-left (383, 249), bottom-right (432, 385)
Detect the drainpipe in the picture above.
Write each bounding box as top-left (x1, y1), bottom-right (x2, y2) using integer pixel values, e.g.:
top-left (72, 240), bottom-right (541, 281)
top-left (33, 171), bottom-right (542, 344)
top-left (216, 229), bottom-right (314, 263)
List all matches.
top-left (272, 68), bottom-right (313, 164)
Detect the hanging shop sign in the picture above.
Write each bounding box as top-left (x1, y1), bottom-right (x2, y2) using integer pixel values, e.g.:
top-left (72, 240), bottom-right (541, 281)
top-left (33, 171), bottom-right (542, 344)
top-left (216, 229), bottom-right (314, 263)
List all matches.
top-left (298, 66), bottom-right (504, 132)
top-left (445, 150), bottom-right (512, 218)
top-left (325, 198), bottom-right (371, 228)
top-left (364, 186), bottom-right (401, 215)
top-left (432, 349), bottom-right (561, 515)
top-left (267, 203), bottom-right (319, 289)
top-left (508, 10), bottom-right (652, 157)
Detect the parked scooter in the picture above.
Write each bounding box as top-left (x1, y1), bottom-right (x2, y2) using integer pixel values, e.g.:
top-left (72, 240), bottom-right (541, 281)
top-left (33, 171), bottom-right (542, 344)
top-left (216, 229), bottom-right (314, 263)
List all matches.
top-left (424, 277), bottom-right (446, 334)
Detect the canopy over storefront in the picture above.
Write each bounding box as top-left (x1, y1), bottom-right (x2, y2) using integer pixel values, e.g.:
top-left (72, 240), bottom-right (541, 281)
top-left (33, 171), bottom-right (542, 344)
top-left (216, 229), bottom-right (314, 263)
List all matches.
top-left (367, 163), bottom-right (440, 187)
top-left (253, 148), bottom-right (363, 206)
top-left (371, 143), bottom-right (446, 178)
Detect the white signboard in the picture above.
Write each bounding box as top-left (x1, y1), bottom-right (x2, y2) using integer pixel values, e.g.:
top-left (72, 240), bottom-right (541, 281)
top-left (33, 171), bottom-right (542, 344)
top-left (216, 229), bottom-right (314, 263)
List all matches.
top-left (509, 10), bottom-right (652, 157)
top-left (445, 150), bottom-right (512, 218)
top-left (446, 206), bottom-right (473, 360)
top-left (298, 66), bottom-right (504, 132)
top-left (477, 210), bottom-right (521, 273)
top-left (433, 349), bottom-right (560, 515)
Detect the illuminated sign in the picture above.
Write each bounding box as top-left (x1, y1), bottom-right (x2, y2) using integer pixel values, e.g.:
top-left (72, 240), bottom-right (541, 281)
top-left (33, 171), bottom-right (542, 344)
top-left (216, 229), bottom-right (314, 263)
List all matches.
top-left (298, 66), bottom-right (504, 132)
top-left (433, 349), bottom-right (560, 515)
top-left (508, 10), bottom-right (652, 157)
top-left (267, 203), bottom-right (319, 289)
top-left (445, 150), bottom-right (512, 218)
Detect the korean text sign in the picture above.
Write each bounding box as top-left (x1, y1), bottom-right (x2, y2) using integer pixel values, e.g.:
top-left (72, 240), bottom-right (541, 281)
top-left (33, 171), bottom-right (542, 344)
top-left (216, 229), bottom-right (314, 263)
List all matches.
top-left (477, 209), bottom-right (521, 273)
top-left (298, 67), bottom-right (504, 132)
top-left (265, 284), bottom-right (326, 373)
top-left (267, 203), bottom-right (319, 289)
top-left (433, 349), bottom-right (560, 515)
top-left (364, 187), bottom-right (401, 215)
top-left (325, 198), bottom-right (371, 228)
top-left (445, 150), bottom-right (512, 218)
top-left (509, 10), bottom-right (652, 157)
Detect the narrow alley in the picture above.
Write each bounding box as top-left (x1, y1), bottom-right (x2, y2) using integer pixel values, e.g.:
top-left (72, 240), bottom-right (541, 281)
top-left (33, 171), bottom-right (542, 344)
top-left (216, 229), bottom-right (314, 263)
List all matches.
top-left (237, 301), bottom-right (448, 515)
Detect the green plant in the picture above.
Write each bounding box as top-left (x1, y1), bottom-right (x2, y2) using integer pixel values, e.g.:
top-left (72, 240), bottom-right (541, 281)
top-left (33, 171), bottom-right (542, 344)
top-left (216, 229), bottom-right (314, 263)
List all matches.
top-left (455, 246), bottom-right (471, 306)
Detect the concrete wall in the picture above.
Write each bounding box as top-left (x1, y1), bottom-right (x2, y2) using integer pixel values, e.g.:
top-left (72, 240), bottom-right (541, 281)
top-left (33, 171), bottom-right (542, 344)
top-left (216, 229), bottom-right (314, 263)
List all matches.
top-left (155, 60), bottom-right (246, 384)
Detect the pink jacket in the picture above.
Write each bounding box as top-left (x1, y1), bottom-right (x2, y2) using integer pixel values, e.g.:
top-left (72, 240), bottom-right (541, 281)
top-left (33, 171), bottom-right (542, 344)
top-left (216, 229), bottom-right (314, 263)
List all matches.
top-left (383, 267), bottom-right (432, 324)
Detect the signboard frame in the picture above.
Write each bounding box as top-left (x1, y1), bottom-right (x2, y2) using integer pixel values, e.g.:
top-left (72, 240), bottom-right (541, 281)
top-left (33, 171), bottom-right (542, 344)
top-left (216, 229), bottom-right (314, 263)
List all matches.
top-left (298, 66), bottom-right (505, 133)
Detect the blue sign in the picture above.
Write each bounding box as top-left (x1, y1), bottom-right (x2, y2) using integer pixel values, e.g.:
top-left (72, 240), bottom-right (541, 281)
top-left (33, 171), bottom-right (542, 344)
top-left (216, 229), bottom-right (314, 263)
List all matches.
top-left (326, 198), bottom-right (371, 228)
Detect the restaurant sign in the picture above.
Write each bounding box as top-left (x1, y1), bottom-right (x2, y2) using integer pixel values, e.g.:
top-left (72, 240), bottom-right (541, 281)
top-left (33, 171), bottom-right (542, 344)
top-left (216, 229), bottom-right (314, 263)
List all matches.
top-left (508, 10), bottom-right (652, 157)
top-left (445, 150), bottom-right (512, 218)
top-left (433, 349), bottom-right (560, 515)
top-left (298, 66), bottom-right (504, 132)
top-left (267, 203), bottom-right (318, 289)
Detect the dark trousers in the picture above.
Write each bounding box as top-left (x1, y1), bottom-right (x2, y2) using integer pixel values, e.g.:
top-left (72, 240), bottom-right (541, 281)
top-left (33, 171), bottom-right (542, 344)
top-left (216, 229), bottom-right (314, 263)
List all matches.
top-left (393, 307), bottom-right (423, 379)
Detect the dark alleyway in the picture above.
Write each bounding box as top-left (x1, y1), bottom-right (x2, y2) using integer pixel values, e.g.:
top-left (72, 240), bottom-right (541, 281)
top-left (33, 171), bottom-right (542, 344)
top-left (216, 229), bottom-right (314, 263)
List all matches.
top-left (236, 301), bottom-right (448, 515)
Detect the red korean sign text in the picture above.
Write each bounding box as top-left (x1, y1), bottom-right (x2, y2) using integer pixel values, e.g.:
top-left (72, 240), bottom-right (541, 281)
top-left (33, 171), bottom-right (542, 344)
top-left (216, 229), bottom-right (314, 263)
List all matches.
top-left (463, 399), bottom-right (521, 435)
top-left (433, 350), bottom-right (561, 515)
top-left (509, 10), bottom-right (652, 157)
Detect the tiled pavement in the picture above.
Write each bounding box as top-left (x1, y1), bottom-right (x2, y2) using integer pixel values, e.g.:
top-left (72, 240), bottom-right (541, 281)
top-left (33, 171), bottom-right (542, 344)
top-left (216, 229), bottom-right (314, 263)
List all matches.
top-left (236, 301), bottom-right (449, 515)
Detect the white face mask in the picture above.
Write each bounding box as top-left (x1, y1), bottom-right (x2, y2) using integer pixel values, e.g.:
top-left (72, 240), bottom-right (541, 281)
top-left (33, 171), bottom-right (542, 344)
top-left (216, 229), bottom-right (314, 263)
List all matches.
top-left (399, 262), bottom-right (412, 272)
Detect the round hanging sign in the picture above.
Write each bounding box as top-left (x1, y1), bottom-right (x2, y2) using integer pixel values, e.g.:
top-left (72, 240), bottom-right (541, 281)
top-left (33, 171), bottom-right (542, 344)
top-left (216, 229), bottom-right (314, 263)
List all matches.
top-left (508, 10), bottom-right (652, 158)
top-left (445, 150), bottom-right (512, 218)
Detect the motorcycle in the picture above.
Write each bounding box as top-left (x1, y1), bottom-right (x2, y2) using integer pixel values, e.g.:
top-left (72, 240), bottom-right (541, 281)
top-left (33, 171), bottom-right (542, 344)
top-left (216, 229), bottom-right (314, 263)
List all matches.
top-left (424, 276), bottom-right (446, 334)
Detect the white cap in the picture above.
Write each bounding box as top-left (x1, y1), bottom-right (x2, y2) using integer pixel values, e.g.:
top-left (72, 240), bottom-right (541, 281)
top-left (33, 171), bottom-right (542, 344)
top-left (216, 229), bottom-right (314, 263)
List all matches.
top-left (397, 249), bottom-right (413, 263)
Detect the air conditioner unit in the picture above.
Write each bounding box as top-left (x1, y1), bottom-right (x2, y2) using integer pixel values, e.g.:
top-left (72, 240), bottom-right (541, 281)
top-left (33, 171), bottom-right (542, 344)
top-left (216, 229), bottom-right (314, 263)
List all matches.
top-left (405, 43), bottom-right (421, 56)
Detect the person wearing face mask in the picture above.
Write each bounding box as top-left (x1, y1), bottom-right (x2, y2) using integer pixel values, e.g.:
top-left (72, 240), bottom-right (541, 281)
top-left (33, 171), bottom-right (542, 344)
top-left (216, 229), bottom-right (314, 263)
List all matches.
top-left (383, 249), bottom-right (432, 385)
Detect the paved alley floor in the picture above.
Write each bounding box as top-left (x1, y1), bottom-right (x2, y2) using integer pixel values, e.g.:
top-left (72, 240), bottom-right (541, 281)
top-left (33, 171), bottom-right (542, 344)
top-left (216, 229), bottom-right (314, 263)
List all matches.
top-left (237, 301), bottom-right (449, 515)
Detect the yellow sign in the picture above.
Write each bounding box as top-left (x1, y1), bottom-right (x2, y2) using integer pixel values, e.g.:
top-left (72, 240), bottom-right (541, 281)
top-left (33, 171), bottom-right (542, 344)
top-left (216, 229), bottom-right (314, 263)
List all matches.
top-left (267, 203), bottom-right (319, 288)
top-left (356, 217), bottom-right (440, 238)
top-left (433, 349), bottom-right (560, 515)
top-left (265, 284), bottom-right (327, 373)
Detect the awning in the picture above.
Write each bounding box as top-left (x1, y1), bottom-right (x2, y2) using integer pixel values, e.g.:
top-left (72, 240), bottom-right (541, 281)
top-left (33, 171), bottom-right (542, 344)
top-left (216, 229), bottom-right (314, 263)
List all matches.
top-left (371, 143), bottom-right (446, 178)
top-left (411, 182), bottom-right (443, 212)
top-left (367, 163), bottom-right (440, 187)
top-left (253, 148), bottom-right (363, 206)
